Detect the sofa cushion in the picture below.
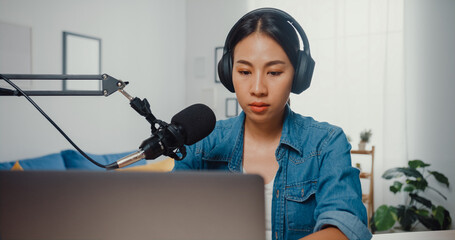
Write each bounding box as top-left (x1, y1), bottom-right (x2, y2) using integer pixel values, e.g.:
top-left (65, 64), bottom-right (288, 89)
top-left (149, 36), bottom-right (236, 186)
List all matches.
top-left (0, 153), bottom-right (65, 171)
top-left (61, 149), bottom-right (146, 170)
top-left (19, 153), bottom-right (67, 170)
top-left (0, 161), bottom-right (15, 170)
top-left (0, 153), bottom-right (67, 171)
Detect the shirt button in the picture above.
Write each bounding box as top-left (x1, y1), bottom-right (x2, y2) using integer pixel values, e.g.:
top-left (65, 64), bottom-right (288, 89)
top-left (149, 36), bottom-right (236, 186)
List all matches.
top-left (276, 189), bottom-right (279, 198)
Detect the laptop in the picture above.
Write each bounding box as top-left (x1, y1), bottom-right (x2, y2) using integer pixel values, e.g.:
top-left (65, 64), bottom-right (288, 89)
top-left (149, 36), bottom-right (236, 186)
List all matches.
top-left (0, 171), bottom-right (265, 240)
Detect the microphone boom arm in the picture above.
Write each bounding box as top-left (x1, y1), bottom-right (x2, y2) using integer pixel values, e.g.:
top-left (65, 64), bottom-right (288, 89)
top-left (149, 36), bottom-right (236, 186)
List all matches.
top-left (0, 74), bottom-right (125, 96)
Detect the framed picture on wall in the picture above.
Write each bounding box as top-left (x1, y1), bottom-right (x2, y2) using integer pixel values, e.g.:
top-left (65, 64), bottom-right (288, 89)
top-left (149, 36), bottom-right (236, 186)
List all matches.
top-left (63, 31), bottom-right (101, 91)
top-left (225, 97), bottom-right (239, 118)
top-left (214, 46), bottom-right (223, 83)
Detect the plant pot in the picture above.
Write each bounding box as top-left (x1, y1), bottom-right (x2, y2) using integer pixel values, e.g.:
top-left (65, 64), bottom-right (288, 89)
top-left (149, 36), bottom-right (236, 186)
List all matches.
top-left (358, 141), bottom-right (366, 150)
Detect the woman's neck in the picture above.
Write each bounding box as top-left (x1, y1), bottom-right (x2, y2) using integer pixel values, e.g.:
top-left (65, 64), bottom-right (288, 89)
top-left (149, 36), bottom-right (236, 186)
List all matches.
top-left (244, 111), bottom-right (285, 142)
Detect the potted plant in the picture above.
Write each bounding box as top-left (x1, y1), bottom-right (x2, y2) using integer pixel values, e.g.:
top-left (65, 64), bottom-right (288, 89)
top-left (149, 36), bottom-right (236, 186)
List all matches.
top-left (370, 159), bottom-right (451, 232)
top-left (358, 129), bottom-right (372, 150)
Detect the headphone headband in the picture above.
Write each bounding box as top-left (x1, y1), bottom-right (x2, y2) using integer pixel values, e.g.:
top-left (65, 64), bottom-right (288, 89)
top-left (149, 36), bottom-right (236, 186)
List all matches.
top-left (239, 8), bottom-right (309, 53)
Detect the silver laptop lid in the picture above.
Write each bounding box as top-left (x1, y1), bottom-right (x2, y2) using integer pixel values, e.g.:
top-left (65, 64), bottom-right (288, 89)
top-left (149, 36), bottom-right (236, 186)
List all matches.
top-left (0, 171), bottom-right (265, 240)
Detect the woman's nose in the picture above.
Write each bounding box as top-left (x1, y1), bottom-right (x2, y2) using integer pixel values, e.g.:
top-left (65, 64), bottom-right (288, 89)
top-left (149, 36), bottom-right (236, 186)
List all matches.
top-left (250, 73), bottom-right (267, 97)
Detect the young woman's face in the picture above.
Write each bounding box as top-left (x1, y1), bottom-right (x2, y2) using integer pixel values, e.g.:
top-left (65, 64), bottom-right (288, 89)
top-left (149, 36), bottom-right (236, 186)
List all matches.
top-left (232, 32), bottom-right (294, 124)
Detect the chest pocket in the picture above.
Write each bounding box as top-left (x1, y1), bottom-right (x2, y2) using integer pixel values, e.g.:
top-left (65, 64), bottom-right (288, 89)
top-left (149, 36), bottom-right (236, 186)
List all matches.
top-left (285, 180), bottom-right (317, 232)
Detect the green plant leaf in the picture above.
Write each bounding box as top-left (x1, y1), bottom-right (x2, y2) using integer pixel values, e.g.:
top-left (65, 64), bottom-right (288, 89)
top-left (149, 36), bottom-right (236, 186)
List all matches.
top-left (408, 159), bottom-right (430, 169)
top-left (409, 193), bottom-right (432, 208)
top-left (406, 179), bottom-right (428, 191)
top-left (396, 205), bottom-right (418, 231)
top-left (360, 129), bottom-right (372, 142)
top-left (382, 167), bottom-right (423, 180)
top-left (390, 181), bottom-right (403, 194)
top-left (370, 215), bottom-right (377, 232)
top-left (403, 184), bottom-right (416, 192)
top-left (428, 171), bottom-right (450, 187)
top-left (442, 208), bottom-right (452, 229)
top-left (417, 209), bottom-right (451, 230)
top-left (433, 206), bottom-right (447, 228)
top-left (373, 205), bottom-right (396, 231)
top-left (415, 208), bottom-right (429, 217)
top-left (416, 214), bottom-right (441, 230)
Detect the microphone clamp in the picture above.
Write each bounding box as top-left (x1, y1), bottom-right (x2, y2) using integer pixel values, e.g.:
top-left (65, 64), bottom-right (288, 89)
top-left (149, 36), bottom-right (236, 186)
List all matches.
top-left (118, 86), bottom-right (187, 162)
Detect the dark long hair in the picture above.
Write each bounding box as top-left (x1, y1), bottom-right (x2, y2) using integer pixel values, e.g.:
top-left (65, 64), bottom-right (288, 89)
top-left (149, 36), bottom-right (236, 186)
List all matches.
top-left (225, 11), bottom-right (300, 69)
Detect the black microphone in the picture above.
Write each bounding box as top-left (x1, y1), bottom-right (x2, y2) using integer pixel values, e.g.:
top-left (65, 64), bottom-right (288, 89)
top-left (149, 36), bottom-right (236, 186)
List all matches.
top-left (106, 104), bottom-right (216, 169)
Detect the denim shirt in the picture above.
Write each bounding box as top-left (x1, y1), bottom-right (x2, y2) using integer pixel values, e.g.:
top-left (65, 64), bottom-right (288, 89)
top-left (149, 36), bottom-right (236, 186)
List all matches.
top-left (174, 106), bottom-right (372, 240)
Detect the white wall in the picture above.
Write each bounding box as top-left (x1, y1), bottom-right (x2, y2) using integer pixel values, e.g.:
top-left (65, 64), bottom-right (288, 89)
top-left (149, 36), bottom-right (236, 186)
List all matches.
top-left (405, 0), bottom-right (455, 227)
top-left (0, 0), bottom-right (186, 161)
top-left (185, 0), bottom-right (248, 119)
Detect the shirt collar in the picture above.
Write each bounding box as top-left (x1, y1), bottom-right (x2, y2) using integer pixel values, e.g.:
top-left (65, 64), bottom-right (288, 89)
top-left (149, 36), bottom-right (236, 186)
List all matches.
top-left (279, 104), bottom-right (303, 156)
top-left (202, 112), bottom-right (245, 164)
top-left (202, 104), bottom-right (303, 166)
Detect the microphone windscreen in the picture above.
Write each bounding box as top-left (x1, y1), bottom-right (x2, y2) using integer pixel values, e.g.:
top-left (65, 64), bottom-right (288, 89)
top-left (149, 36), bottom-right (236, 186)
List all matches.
top-left (171, 103), bottom-right (216, 145)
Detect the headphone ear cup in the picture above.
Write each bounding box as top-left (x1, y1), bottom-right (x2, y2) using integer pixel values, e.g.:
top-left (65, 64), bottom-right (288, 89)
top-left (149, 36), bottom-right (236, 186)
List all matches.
top-left (292, 51), bottom-right (315, 94)
top-left (218, 52), bottom-right (235, 93)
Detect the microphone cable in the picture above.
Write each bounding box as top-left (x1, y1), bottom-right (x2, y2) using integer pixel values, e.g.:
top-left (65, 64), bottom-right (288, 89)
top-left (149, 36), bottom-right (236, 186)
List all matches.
top-left (0, 74), bottom-right (107, 169)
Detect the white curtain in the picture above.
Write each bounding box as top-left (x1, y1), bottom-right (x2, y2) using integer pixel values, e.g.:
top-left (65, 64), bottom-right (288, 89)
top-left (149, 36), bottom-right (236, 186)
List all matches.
top-left (249, 0), bottom-right (406, 208)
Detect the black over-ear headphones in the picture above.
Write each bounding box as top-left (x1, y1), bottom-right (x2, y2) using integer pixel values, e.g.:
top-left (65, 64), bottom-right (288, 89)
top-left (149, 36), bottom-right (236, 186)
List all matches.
top-left (217, 8), bottom-right (315, 94)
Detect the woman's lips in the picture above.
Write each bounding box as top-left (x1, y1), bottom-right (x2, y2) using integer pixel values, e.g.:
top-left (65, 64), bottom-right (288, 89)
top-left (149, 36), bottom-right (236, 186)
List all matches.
top-left (249, 102), bottom-right (270, 113)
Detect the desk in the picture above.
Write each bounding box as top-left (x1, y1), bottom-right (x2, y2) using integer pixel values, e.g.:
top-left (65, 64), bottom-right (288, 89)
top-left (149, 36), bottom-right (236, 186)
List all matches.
top-left (372, 230), bottom-right (455, 240)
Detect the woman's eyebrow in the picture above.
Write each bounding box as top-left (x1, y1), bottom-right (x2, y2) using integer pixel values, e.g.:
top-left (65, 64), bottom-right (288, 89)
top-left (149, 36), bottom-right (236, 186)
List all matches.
top-left (265, 60), bottom-right (286, 67)
top-left (235, 60), bottom-right (286, 67)
top-left (235, 60), bottom-right (253, 66)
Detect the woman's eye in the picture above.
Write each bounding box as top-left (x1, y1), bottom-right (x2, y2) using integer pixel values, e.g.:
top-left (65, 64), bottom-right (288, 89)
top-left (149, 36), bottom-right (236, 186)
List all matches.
top-left (239, 71), bottom-right (251, 75)
top-left (268, 71), bottom-right (282, 76)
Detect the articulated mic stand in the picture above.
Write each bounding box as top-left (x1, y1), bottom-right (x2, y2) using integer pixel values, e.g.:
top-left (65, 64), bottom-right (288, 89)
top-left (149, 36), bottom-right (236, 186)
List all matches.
top-left (0, 73), bottom-right (186, 168)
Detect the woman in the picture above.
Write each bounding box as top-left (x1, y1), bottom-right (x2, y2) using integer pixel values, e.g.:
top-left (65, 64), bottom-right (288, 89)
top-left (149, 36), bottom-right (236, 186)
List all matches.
top-left (174, 8), bottom-right (371, 240)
